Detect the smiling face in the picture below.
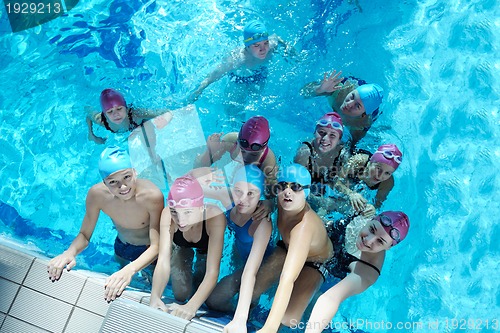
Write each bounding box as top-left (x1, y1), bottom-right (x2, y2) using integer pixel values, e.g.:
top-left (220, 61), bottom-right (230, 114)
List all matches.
top-left (103, 168), bottom-right (137, 201)
top-left (104, 105), bottom-right (127, 125)
top-left (232, 181), bottom-right (261, 214)
top-left (366, 162), bottom-right (395, 184)
top-left (248, 40), bottom-right (270, 59)
top-left (314, 126), bottom-right (341, 154)
top-left (170, 206), bottom-right (203, 232)
top-left (340, 89), bottom-right (366, 116)
top-left (356, 218), bottom-right (393, 253)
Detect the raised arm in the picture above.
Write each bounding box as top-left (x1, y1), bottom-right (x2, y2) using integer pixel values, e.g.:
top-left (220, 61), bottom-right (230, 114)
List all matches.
top-left (169, 208), bottom-right (226, 320)
top-left (150, 208), bottom-right (175, 310)
top-left (194, 132), bottom-right (237, 168)
top-left (300, 70), bottom-right (344, 98)
top-left (47, 186), bottom-right (102, 281)
top-left (258, 224), bottom-right (313, 332)
top-left (305, 255), bottom-right (381, 333)
top-left (85, 108), bottom-right (106, 144)
top-left (225, 217), bottom-right (273, 333)
top-left (104, 190), bottom-right (164, 302)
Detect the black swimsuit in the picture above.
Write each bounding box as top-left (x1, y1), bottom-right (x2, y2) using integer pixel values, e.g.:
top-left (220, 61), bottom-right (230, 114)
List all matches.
top-left (325, 218), bottom-right (381, 279)
top-left (173, 214), bottom-right (210, 253)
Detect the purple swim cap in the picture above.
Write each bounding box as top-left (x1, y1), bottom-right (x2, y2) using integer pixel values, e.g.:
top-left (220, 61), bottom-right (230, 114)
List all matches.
top-left (238, 116), bottom-right (270, 150)
top-left (375, 211), bottom-right (410, 246)
top-left (100, 89), bottom-right (126, 112)
top-left (316, 112), bottom-right (344, 136)
top-left (168, 175), bottom-right (204, 208)
top-left (370, 144), bottom-right (402, 170)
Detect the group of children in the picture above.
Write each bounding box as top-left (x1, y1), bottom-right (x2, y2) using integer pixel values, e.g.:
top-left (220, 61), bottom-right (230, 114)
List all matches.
top-left (48, 20), bottom-right (410, 333)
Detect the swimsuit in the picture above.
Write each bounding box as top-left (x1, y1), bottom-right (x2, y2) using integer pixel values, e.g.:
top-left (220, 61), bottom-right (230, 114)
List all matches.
top-left (228, 66), bottom-right (268, 84)
top-left (225, 204), bottom-right (274, 260)
top-left (114, 237), bottom-right (149, 262)
top-left (276, 240), bottom-right (329, 282)
top-left (173, 213), bottom-right (210, 253)
top-left (325, 218), bottom-right (381, 279)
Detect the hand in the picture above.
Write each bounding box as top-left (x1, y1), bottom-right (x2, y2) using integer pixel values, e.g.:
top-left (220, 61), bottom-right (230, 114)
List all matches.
top-left (207, 132), bottom-right (224, 152)
top-left (361, 204), bottom-right (376, 218)
top-left (47, 252), bottom-right (77, 281)
top-left (167, 302), bottom-right (197, 320)
top-left (348, 192), bottom-right (367, 212)
top-left (104, 266), bottom-right (134, 302)
top-left (315, 70), bottom-right (344, 95)
top-left (149, 296), bottom-right (168, 312)
top-left (252, 200), bottom-right (273, 221)
top-left (187, 90), bottom-right (202, 104)
top-left (224, 319), bottom-right (247, 333)
top-left (88, 133), bottom-right (106, 144)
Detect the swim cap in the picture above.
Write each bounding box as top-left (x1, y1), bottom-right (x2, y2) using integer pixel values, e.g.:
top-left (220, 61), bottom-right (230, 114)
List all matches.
top-left (168, 175), bottom-right (204, 208)
top-left (316, 112), bottom-right (344, 136)
top-left (100, 88), bottom-right (126, 112)
top-left (356, 84), bottom-right (384, 115)
top-left (238, 116), bottom-right (270, 150)
top-left (232, 165), bottom-right (265, 197)
top-left (98, 146), bottom-right (133, 179)
top-left (277, 163), bottom-right (312, 197)
top-left (243, 20), bottom-right (269, 46)
top-left (370, 144), bottom-right (402, 170)
top-left (376, 211), bottom-right (410, 246)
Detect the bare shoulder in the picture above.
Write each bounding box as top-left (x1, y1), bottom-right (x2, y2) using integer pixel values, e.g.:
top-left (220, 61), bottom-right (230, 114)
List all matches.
top-left (294, 143), bottom-right (312, 164)
top-left (135, 179), bottom-right (164, 204)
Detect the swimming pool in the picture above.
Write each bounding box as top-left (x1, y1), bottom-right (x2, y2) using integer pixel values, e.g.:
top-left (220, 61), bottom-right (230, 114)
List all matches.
top-left (1, 0), bottom-right (499, 332)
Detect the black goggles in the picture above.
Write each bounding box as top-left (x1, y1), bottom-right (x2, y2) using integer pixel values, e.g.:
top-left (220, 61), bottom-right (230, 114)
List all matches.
top-left (238, 138), bottom-right (269, 151)
top-left (272, 181), bottom-right (310, 194)
top-left (377, 214), bottom-right (401, 244)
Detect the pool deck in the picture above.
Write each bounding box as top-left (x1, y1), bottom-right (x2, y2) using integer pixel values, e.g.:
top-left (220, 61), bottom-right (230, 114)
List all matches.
top-left (0, 241), bottom-right (226, 333)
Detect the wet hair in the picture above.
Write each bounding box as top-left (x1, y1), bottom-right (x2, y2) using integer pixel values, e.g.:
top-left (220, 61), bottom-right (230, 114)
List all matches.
top-left (101, 106), bottom-right (139, 133)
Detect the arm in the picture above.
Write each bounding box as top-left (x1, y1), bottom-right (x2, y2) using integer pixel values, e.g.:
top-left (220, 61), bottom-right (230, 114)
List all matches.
top-left (150, 208), bottom-right (175, 310)
top-left (225, 218), bottom-right (273, 332)
top-left (104, 190), bottom-right (164, 301)
top-left (260, 224), bottom-right (312, 332)
top-left (86, 110), bottom-right (106, 144)
top-left (170, 210), bottom-right (226, 320)
top-left (305, 256), bottom-right (381, 333)
top-left (374, 176), bottom-right (394, 209)
top-left (300, 71), bottom-right (344, 98)
top-left (335, 155), bottom-right (369, 212)
top-left (194, 132), bottom-right (236, 168)
top-left (47, 187), bottom-right (101, 281)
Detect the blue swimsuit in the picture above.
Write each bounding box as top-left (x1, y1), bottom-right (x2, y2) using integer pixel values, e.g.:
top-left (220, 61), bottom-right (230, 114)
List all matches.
top-left (228, 66), bottom-right (268, 85)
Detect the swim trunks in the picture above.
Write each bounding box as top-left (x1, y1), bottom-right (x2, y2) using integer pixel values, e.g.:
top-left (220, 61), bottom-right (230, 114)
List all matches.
top-left (114, 237), bottom-right (149, 262)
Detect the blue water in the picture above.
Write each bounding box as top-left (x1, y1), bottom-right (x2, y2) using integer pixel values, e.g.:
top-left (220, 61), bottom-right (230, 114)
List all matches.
top-left (1, 0), bottom-right (499, 332)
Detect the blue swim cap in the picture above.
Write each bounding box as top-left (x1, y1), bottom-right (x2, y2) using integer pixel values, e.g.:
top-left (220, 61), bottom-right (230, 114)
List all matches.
top-left (232, 165), bottom-right (265, 198)
top-left (277, 163), bottom-right (312, 197)
top-left (243, 20), bottom-right (269, 46)
top-left (357, 83), bottom-right (384, 115)
top-left (98, 146), bottom-right (133, 179)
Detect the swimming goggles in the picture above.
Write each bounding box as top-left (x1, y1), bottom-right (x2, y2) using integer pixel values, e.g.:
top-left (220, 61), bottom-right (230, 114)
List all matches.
top-left (374, 150), bottom-right (402, 164)
top-left (316, 119), bottom-right (343, 131)
top-left (238, 138), bottom-right (269, 151)
top-left (243, 32), bottom-right (269, 44)
top-left (167, 195), bottom-right (203, 208)
top-left (272, 181), bottom-right (310, 194)
top-left (376, 214), bottom-right (401, 244)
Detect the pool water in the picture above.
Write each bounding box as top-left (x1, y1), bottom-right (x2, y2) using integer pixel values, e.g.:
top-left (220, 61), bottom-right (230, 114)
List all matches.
top-left (1, 0), bottom-right (499, 332)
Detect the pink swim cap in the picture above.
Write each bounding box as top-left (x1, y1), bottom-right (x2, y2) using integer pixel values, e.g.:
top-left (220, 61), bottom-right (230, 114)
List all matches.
top-left (100, 89), bottom-right (126, 112)
top-left (316, 112), bottom-right (343, 136)
top-left (376, 211), bottom-right (410, 246)
top-left (168, 175), bottom-right (204, 208)
top-left (238, 116), bottom-right (270, 150)
top-left (370, 144), bottom-right (402, 170)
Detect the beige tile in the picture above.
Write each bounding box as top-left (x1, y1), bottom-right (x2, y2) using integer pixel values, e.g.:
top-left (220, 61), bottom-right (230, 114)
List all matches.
top-left (9, 287), bottom-right (72, 333)
top-left (0, 245), bottom-right (35, 283)
top-left (0, 313), bottom-right (5, 327)
top-left (100, 298), bottom-right (188, 333)
top-left (1, 316), bottom-right (50, 333)
top-left (64, 308), bottom-right (104, 333)
top-left (23, 259), bottom-right (86, 305)
top-left (0, 278), bottom-right (20, 313)
top-left (76, 278), bottom-right (110, 316)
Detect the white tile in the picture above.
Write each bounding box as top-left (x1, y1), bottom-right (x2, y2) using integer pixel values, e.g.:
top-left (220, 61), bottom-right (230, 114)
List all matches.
top-left (76, 278), bottom-right (110, 316)
top-left (0, 313), bottom-right (5, 327)
top-left (0, 278), bottom-right (20, 313)
top-left (186, 318), bottom-right (225, 333)
top-left (0, 245), bottom-right (35, 283)
top-left (121, 289), bottom-right (150, 303)
top-left (64, 308), bottom-right (103, 333)
top-left (23, 259), bottom-right (86, 304)
top-left (9, 287), bottom-right (72, 333)
top-left (1, 315), bottom-right (51, 333)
